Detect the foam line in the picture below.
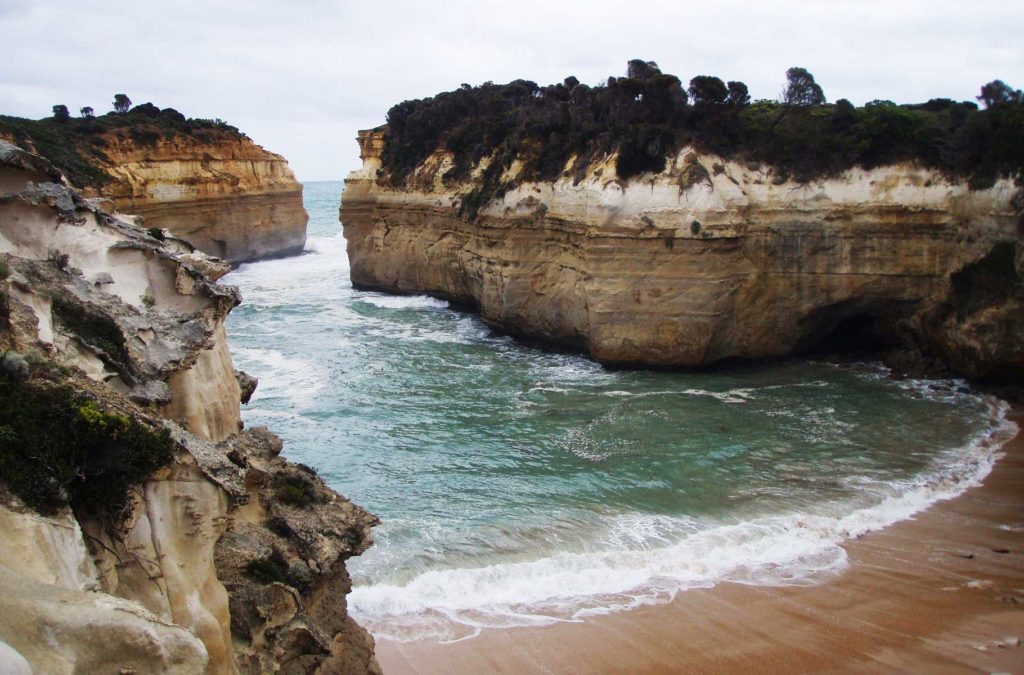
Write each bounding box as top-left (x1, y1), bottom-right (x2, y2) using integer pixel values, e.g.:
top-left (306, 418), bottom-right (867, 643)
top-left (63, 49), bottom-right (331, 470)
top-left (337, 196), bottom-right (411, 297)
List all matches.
top-left (350, 398), bottom-right (1016, 643)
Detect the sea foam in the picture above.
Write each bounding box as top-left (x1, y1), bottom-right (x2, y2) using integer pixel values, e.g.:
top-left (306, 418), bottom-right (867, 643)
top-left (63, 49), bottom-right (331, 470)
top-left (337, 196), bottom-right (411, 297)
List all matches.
top-left (349, 396), bottom-right (1016, 643)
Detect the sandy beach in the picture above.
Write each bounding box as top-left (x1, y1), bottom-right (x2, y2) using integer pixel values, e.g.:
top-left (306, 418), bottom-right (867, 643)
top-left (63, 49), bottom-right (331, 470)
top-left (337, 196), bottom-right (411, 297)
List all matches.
top-left (376, 410), bottom-right (1024, 674)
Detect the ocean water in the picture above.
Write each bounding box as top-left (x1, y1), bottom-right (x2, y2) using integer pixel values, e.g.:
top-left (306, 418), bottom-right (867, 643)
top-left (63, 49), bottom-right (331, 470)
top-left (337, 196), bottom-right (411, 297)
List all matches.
top-left (225, 180), bottom-right (1017, 643)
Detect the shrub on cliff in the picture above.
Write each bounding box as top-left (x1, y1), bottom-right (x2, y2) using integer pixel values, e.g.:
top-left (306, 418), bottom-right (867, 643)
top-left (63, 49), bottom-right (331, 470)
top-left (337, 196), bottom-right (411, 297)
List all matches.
top-left (50, 295), bottom-right (130, 366)
top-left (0, 365), bottom-right (174, 520)
top-left (244, 555), bottom-right (289, 585)
top-left (378, 62), bottom-right (1023, 218)
top-left (273, 472), bottom-right (322, 508)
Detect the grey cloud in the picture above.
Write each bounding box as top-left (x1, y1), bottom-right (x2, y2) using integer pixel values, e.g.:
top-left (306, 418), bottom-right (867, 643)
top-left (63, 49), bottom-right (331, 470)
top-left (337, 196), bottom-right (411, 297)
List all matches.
top-left (1, 0), bottom-right (1021, 180)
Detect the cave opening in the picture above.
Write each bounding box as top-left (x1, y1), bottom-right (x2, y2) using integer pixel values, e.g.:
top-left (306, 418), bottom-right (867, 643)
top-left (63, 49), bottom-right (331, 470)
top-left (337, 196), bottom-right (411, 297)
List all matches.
top-left (797, 304), bottom-right (911, 359)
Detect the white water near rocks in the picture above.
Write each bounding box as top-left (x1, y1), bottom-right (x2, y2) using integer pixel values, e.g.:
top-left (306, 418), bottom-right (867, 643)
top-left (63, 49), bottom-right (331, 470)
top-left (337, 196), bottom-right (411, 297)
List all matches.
top-left (225, 181), bottom-right (1017, 643)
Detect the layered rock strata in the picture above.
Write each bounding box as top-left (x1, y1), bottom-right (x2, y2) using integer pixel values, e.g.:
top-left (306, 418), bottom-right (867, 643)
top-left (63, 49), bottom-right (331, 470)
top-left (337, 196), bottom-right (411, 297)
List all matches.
top-left (95, 136), bottom-right (308, 264)
top-left (2, 131), bottom-right (308, 265)
top-left (0, 142), bottom-right (379, 674)
top-left (342, 129), bottom-right (1023, 382)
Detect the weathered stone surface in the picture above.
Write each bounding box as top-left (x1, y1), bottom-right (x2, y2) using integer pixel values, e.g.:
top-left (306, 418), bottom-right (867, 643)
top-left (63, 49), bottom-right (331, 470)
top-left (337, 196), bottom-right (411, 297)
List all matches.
top-left (341, 129), bottom-right (1023, 382)
top-left (0, 146), bottom-right (379, 674)
top-left (0, 566), bottom-right (209, 674)
top-left (0, 178), bottom-right (243, 441)
top-left (214, 427), bottom-right (380, 675)
top-left (0, 140), bottom-right (64, 192)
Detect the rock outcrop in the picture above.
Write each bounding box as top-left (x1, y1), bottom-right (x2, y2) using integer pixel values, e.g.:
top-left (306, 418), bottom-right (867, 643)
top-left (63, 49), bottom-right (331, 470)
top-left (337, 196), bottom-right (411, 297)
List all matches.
top-left (341, 129), bottom-right (1023, 382)
top-left (1, 115), bottom-right (308, 265)
top-left (0, 142), bottom-right (379, 674)
top-left (92, 135), bottom-right (309, 264)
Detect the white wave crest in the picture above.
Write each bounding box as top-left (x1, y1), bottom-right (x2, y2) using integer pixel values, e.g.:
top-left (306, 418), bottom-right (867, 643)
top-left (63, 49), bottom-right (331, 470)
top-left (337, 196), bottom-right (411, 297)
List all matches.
top-left (359, 294), bottom-right (450, 310)
top-left (231, 346), bottom-right (327, 407)
top-left (350, 398), bottom-right (1017, 643)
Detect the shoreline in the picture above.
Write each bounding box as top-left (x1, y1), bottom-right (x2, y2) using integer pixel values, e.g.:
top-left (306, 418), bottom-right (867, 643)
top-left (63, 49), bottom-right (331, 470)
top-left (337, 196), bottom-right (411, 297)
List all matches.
top-left (375, 408), bottom-right (1024, 673)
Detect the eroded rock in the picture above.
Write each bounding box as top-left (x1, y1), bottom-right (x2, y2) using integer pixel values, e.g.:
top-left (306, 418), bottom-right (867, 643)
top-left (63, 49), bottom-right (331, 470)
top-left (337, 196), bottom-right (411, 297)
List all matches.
top-left (0, 146), bottom-right (379, 674)
top-left (341, 129), bottom-right (1023, 381)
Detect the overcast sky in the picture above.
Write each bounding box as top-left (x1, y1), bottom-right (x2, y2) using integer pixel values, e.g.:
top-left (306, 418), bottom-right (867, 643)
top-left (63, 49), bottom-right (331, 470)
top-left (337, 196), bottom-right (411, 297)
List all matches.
top-left (2, 0), bottom-right (1021, 181)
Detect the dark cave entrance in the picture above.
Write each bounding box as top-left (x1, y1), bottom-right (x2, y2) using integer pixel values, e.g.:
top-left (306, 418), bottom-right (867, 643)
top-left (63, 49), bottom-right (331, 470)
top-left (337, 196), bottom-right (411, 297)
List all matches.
top-left (796, 302), bottom-right (913, 359)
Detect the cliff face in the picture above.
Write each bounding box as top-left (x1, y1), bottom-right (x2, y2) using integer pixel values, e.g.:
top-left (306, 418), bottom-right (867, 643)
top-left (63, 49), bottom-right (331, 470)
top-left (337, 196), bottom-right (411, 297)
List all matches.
top-left (342, 129), bottom-right (1023, 382)
top-left (0, 142), bottom-right (379, 674)
top-left (0, 115), bottom-right (308, 265)
top-left (92, 136), bottom-right (309, 264)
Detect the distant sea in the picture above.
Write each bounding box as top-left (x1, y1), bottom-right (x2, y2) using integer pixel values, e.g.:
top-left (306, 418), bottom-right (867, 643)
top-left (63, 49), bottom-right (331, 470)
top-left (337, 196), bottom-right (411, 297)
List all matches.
top-left (224, 180), bottom-right (1016, 642)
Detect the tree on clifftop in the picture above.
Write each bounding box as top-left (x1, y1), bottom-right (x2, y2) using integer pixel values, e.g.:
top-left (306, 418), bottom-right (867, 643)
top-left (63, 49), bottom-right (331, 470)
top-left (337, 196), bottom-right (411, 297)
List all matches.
top-left (726, 81), bottom-right (750, 107)
top-left (51, 105), bottom-right (70, 122)
top-left (688, 76), bottom-right (729, 105)
top-left (80, 106), bottom-right (94, 118)
top-left (978, 80), bottom-right (1023, 108)
top-left (113, 94), bottom-right (132, 113)
top-left (783, 67), bottom-right (826, 105)
top-left (627, 59), bottom-right (662, 81)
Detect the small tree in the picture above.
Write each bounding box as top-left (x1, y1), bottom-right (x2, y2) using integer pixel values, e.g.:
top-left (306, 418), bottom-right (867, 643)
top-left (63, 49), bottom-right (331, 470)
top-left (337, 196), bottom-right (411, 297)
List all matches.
top-left (726, 81), bottom-right (751, 107)
top-left (783, 67), bottom-right (826, 106)
top-left (977, 80), bottom-right (1022, 108)
top-left (113, 94), bottom-right (132, 113)
top-left (626, 59), bottom-right (662, 81)
top-left (52, 104), bottom-right (70, 122)
top-left (688, 76), bottom-right (728, 105)
top-left (80, 106), bottom-right (95, 118)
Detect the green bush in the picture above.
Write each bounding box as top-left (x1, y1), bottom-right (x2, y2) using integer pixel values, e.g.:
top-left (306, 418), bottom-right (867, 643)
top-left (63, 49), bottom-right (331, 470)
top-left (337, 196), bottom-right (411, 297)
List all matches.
top-left (379, 61), bottom-right (1023, 219)
top-left (0, 369), bottom-right (174, 519)
top-left (50, 295), bottom-right (130, 365)
top-left (244, 556), bottom-right (289, 585)
top-left (273, 473), bottom-right (320, 509)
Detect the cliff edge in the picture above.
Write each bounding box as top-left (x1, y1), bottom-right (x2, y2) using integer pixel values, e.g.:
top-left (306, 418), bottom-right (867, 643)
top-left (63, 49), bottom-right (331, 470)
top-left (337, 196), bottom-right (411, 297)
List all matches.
top-left (0, 141), bottom-right (379, 674)
top-left (1, 106), bottom-right (308, 265)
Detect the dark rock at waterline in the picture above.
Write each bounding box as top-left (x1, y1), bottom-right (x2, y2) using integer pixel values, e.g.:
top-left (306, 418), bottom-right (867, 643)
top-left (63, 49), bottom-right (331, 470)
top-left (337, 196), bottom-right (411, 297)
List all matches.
top-left (236, 369), bottom-right (258, 404)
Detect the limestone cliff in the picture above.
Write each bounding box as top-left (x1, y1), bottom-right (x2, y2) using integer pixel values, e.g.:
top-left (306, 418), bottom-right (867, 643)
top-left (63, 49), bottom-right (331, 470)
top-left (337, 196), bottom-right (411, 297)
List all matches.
top-left (342, 128), bottom-right (1023, 382)
top-left (0, 110), bottom-right (308, 265)
top-left (92, 135), bottom-right (309, 264)
top-left (0, 142), bottom-right (379, 674)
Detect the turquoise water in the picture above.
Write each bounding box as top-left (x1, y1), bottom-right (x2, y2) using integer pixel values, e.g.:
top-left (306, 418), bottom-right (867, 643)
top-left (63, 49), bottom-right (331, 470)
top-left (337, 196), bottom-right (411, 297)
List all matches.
top-left (225, 181), bottom-right (1015, 642)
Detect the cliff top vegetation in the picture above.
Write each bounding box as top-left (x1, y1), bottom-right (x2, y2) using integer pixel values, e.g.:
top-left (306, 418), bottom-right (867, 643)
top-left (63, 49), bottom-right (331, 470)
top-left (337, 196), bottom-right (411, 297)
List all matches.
top-left (0, 101), bottom-right (246, 188)
top-left (378, 61), bottom-right (1023, 218)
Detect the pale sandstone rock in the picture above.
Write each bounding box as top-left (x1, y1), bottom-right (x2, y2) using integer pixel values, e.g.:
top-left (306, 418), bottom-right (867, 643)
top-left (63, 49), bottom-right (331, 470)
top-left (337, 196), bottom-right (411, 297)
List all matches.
top-left (341, 129), bottom-right (1023, 380)
top-left (87, 136), bottom-right (309, 264)
top-left (0, 504), bottom-right (209, 674)
top-left (0, 146), bottom-right (379, 674)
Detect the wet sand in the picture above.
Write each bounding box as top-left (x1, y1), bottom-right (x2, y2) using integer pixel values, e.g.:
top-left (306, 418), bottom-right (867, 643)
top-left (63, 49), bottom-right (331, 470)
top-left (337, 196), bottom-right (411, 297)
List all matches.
top-left (376, 411), bottom-right (1024, 673)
